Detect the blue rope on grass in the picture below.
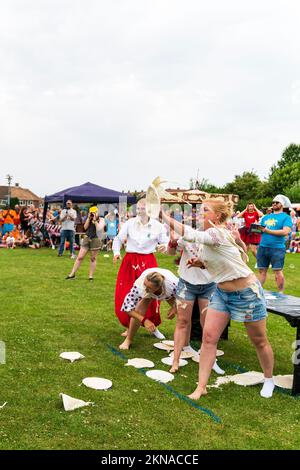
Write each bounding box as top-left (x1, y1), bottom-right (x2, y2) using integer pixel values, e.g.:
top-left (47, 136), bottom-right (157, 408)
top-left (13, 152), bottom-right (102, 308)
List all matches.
top-left (107, 344), bottom-right (222, 424)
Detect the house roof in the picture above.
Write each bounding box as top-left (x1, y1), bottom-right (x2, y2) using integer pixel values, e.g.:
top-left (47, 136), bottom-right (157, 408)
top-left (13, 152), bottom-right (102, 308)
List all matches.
top-left (0, 185), bottom-right (41, 201)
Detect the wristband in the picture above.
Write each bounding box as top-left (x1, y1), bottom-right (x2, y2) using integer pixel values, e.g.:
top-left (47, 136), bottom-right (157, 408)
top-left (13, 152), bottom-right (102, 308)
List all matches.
top-left (141, 317), bottom-right (146, 326)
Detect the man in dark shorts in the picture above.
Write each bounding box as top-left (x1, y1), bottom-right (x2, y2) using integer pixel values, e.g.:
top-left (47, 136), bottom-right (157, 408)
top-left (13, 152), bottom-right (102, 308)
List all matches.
top-left (257, 195), bottom-right (292, 293)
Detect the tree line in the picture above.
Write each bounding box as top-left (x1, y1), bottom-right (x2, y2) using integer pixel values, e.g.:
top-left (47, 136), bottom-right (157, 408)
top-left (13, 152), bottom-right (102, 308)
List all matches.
top-left (189, 143), bottom-right (300, 211)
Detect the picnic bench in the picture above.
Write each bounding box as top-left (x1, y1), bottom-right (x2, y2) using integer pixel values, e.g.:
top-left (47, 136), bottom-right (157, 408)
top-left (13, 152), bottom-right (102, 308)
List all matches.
top-left (265, 290), bottom-right (300, 396)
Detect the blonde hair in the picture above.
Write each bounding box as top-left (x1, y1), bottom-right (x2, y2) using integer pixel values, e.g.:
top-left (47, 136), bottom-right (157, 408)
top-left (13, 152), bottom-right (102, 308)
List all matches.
top-left (146, 271), bottom-right (165, 287)
top-left (202, 199), bottom-right (234, 224)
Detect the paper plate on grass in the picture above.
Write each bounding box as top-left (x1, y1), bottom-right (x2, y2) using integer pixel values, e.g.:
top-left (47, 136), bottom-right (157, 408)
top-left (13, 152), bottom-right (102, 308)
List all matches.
top-left (161, 357), bottom-right (188, 367)
top-left (125, 358), bottom-right (155, 369)
top-left (191, 355), bottom-right (200, 363)
top-left (216, 350), bottom-right (224, 357)
top-left (162, 340), bottom-right (174, 347)
top-left (60, 393), bottom-right (94, 412)
top-left (60, 352), bottom-right (85, 363)
top-left (82, 377), bottom-right (112, 390)
top-left (153, 342), bottom-right (174, 351)
top-left (274, 375), bottom-right (293, 389)
top-left (146, 370), bottom-right (174, 383)
top-left (169, 350), bottom-right (195, 359)
top-left (231, 371), bottom-right (264, 386)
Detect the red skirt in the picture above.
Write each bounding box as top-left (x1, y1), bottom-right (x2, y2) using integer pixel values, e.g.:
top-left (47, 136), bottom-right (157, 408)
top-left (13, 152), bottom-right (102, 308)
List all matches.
top-left (115, 252), bottom-right (161, 328)
top-left (239, 227), bottom-right (261, 245)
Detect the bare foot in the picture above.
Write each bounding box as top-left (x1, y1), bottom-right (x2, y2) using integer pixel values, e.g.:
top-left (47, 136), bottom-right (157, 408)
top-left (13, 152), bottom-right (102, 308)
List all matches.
top-left (121, 329), bottom-right (128, 337)
top-left (119, 338), bottom-right (131, 350)
top-left (169, 363), bottom-right (179, 374)
top-left (187, 388), bottom-right (208, 400)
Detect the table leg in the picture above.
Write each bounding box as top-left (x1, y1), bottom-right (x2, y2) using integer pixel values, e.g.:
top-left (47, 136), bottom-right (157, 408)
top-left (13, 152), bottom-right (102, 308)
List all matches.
top-left (292, 325), bottom-right (300, 396)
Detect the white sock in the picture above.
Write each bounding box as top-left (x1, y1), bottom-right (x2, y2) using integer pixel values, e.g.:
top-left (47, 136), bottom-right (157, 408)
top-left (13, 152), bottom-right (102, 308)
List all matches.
top-left (260, 377), bottom-right (275, 398)
top-left (212, 360), bottom-right (225, 375)
top-left (152, 328), bottom-right (165, 340)
top-left (183, 345), bottom-right (199, 356)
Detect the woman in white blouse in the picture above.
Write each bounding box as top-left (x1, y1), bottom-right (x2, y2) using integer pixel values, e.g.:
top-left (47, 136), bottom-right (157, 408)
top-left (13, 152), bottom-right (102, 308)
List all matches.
top-left (113, 199), bottom-right (169, 349)
top-left (167, 235), bottom-right (224, 375)
top-left (162, 200), bottom-right (275, 400)
top-left (120, 268), bottom-right (178, 349)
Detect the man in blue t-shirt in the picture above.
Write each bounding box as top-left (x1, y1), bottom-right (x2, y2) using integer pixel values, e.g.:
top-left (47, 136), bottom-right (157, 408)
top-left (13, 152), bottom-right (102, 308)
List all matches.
top-left (257, 195), bottom-right (292, 293)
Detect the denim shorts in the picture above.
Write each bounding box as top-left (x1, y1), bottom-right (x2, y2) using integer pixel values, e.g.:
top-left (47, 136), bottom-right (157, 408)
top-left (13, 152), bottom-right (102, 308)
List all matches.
top-left (176, 278), bottom-right (216, 302)
top-left (209, 281), bottom-right (267, 323)
top-left (257, 246), bottom-right (286, 270)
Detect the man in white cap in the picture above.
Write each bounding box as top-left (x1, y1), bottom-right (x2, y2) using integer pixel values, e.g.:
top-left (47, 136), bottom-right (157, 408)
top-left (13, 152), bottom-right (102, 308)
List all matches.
top-left (257, 195), bottom-right (292, 293)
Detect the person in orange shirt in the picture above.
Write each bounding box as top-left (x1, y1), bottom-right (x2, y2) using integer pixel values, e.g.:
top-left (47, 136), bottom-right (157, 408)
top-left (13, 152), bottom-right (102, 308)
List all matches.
top-left (14, 205), bottom-right (21, 226)
top-left (3, 207), bottom-right (16, 233)
top-left (11, 227), bottom-right (20, 240)
top-left (0, 209), bottom-right (4, 235)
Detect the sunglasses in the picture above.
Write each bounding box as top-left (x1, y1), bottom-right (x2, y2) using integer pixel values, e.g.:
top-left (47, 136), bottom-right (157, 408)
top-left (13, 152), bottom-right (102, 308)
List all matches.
top-left (272, 201), bottom-right (280, 204)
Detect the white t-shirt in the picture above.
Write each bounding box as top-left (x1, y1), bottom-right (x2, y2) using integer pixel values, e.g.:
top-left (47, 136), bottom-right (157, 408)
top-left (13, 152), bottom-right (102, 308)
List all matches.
top-left (184, 226), bottom-right (253, 284)
top-left (121, 268), bottom-right (178, 312)
top-left (177, 238), bottom-right (213, 285)
top-left (112, 217), bottom-right (169, 255)
top-left (60, 209), bottom-right (77, 231)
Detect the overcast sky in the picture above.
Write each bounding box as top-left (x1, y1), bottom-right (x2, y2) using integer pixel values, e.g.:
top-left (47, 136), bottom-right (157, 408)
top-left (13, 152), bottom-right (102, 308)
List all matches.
top-left (1, 0), bottom-right (300, 197)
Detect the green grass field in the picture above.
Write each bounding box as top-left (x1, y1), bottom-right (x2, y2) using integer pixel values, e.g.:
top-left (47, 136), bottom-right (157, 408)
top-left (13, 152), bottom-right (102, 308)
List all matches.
top-left (1, 248), bottom-right (300, 450)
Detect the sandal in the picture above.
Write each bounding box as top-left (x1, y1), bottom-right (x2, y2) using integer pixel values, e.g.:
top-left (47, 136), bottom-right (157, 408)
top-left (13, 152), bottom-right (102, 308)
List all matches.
top-left (66, 274), bottom-right (75, 280)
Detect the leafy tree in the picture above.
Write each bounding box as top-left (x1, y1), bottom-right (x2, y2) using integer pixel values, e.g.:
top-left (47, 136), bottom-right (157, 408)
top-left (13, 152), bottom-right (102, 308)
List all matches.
top-left (10, 197), bottom-right (20, 209)
top-left (223, 171), bottom-right (264, 201)
top-left (276, 143), bottom-right (300, 169)
top-left (286, 182), bottom-right (300, 203)
top-left (268, 161), bottom-right (300, 194)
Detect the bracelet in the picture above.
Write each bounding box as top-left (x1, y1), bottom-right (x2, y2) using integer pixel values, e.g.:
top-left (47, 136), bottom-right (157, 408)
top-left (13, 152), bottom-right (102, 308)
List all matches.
top-left (168, 239), bottom-right (178, 249)
top-left (141, 317), bottom-right (146, 326)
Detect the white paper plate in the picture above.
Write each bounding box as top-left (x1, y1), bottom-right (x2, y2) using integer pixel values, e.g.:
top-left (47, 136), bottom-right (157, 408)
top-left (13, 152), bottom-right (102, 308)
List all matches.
top-left (161, 357), bottom-right (188, 367)
top-left (216, 349), bottom-right (224, 357)
top-left (169, 350), bottom-right (195, 359)
top-left (125, 358), bottom-right (155, 369)
top-left (231, 371), bottom-right (264, 386)
top-left (146, 370), bottom-right (174, 383)
top-left (191, 355), bottom-right (200, 363)
top-left (153, 342), bottom-right (174, 351)
top-left (162, 340), bottom-right (174, 347)
top-left (191, 350), bottom-right (224, 363)
top-left (273, 375), bottom-right (293, 389)
top-left (82, 377), bottom-right (112, 390)
top-left (60, 393), bottom-right (94, 411)
top-left (60, 352), bottom-right (85, 363)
